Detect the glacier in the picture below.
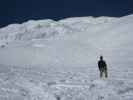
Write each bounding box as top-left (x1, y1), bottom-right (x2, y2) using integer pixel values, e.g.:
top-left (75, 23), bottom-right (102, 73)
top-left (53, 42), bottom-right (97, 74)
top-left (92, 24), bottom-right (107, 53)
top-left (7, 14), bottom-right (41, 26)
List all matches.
top-left (0, 15), bottom-right (133, 100)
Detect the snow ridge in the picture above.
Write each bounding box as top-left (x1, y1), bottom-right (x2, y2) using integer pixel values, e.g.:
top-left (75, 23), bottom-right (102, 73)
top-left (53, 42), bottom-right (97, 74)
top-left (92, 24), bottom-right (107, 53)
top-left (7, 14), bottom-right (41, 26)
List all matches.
top-left (0, 16), bottom-right (117, 42)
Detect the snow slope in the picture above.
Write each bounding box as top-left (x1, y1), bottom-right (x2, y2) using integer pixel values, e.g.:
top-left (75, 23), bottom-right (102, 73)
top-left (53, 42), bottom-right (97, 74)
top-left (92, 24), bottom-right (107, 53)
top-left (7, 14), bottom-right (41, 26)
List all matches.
top-left (0, 15), bottom-right (133, 100)
top-left (0, 16), bottom-right (118, 66)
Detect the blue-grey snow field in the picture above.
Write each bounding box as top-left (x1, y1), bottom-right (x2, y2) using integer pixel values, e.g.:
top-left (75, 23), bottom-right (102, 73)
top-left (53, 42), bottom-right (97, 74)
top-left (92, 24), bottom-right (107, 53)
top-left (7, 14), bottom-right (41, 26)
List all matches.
top-left (0, 14), bottom-right (133, 100)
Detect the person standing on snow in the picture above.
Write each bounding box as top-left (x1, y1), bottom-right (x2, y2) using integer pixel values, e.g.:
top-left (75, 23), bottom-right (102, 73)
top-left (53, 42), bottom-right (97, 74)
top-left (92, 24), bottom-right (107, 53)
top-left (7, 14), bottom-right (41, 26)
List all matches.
top-left (98, 56), bottom-right (108, 78)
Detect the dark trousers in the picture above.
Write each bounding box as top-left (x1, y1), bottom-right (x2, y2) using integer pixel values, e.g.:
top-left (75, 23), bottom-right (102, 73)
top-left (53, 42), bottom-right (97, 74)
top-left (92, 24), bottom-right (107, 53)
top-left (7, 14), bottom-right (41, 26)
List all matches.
top-left (100, 68), bottom-right (108, 78)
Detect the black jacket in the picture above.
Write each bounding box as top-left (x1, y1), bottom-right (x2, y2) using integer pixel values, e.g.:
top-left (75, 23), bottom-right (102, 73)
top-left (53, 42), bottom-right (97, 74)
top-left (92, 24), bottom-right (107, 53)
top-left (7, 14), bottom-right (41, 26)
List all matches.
top-left (98, 60), bottom-right (107, 70)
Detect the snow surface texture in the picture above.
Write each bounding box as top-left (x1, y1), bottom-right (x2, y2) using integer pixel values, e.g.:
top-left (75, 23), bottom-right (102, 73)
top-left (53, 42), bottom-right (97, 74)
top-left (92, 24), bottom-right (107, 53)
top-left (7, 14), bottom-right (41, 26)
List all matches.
top-left (0, 15), bottom-right (133, 100)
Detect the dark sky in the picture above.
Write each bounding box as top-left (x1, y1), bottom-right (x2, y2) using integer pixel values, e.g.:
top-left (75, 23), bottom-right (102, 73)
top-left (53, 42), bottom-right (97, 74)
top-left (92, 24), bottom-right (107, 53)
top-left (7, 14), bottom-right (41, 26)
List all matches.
top-left (0, 0), bottom-right (133, 27)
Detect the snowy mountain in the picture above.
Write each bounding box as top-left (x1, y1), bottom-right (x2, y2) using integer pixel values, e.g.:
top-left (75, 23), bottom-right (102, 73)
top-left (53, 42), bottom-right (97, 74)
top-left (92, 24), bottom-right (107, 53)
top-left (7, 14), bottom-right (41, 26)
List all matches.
top-left (0, 15), bottom-right (132, 67)
top-left (0, 16), bottom-right (116, 41)
top-left (0, 15), bottom-right (133, 100)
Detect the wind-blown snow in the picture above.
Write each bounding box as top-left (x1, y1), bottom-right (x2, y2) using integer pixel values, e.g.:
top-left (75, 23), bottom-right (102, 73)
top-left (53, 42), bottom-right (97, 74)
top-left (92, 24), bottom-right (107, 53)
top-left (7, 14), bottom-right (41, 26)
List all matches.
top-left (0, 15), bottom-right (133, 100)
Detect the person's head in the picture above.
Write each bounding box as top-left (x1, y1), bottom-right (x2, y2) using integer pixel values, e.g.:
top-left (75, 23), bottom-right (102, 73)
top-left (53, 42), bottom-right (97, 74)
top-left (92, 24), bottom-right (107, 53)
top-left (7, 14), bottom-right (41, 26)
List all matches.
top-left (100, 56), bottom-right (103, 60)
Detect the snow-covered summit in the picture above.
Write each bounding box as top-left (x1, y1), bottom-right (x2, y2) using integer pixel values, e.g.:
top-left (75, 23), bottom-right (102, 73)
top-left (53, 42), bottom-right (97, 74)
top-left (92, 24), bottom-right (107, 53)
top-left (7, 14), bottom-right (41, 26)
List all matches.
top-left (0, 16), bottom-right (117, 42)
